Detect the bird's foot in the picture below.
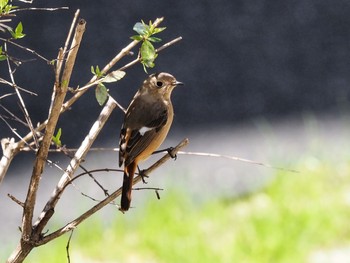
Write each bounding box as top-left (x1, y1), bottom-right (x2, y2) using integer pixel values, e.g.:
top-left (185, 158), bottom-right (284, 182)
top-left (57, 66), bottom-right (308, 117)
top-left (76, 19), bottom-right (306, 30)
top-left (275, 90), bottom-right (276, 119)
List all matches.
top-left (139, 169), bottom-right (149, 184)
top-left (166, 147), bottom-right (177, 160)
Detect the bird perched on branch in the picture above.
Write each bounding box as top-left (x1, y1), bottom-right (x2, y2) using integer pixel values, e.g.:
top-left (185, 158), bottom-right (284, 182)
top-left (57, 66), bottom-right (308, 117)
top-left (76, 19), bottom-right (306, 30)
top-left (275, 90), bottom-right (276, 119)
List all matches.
top-left (118, 72), bottom-right (183, 212)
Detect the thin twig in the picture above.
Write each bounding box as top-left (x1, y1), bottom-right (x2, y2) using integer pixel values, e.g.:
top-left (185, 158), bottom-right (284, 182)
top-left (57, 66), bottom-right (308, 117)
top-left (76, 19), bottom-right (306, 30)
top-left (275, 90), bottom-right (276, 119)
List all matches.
top-left (16, 0), bottom-right (33, 3)
top-left (0, 37), bottom-right (51, 63)
top-left (0, 77), bottom-right (38, 96)
top-left (7, 193), bottom-right (25, 207)
top-left (0, 92), bottom-right (16, 99)
top-left (177, 151), bottom-right (299, 173)
top-left (40, 146), bottom-right (298, 173)
top-left (133, 187), bottom-right (164, 191)
top-left (117, 36), bottom-right (182, 72)
top-left (60, 146), bottom-right (110, 196)
top-left (66, 229), bottom-right (74, 263)
top-left (56, 10), bottom-right (80, 82)
top-left (0, 116), bottom-right (32, 149)
top-left (0, 104), bottom-right (28, 127)
top-left (10, 7), bottom-right (69, 13)
top-left (156, 36), bottom-right (183, 53)
top-left (4, 42), bottom-right (38, 147)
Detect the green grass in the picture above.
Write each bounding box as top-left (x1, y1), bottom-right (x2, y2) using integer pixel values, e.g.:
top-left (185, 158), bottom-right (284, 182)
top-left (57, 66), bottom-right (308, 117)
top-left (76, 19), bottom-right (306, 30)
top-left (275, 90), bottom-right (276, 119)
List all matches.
top-left (7, 152), bottom-right (350, 263)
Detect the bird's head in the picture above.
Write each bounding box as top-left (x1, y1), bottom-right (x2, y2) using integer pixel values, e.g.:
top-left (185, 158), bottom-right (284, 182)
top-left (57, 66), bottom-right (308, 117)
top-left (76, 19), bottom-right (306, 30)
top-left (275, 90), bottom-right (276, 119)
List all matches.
top-left (142, 72), bottom-right (183, 99)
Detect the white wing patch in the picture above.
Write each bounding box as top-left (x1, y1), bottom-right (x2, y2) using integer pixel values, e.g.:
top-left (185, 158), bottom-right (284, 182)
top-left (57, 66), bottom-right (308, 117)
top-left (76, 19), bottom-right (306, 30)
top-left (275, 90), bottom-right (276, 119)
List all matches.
top-left (139, 126), bottom-right (153, 136)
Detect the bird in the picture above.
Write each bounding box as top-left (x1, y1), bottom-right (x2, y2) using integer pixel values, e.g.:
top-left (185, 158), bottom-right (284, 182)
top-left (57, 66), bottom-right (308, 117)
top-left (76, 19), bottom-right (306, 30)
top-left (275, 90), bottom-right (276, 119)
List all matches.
top-left (118, 72), bottom-right (183, 212)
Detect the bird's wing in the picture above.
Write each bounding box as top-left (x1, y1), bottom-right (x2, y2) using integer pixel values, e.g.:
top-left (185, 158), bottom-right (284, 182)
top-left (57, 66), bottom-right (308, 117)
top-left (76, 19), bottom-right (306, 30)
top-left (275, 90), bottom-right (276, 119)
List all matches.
top-left (119, 98), bottom-right (168, 166)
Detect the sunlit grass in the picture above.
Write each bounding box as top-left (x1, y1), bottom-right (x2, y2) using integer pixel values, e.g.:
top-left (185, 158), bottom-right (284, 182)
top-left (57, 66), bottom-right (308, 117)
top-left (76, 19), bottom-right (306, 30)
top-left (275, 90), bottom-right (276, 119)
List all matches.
top-left (9, 151), bottom-right (350, 263)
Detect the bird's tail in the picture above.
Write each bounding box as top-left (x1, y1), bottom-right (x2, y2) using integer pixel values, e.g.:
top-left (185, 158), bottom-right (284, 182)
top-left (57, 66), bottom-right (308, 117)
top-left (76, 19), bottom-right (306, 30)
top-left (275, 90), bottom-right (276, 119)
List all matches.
top-left (120, 162), bottom-right (137, 212)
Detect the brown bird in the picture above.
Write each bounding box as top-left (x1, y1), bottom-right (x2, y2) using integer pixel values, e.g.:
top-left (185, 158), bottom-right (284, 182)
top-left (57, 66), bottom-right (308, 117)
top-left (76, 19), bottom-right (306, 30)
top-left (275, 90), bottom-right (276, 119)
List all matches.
top-left (119, 72), bottom-right (183, 212)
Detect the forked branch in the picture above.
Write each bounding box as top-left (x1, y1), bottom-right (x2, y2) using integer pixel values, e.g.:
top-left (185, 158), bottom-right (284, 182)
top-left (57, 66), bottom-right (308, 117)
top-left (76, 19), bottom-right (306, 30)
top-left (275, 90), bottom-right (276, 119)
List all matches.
top-left (36, 138), bottom-right (189, 245)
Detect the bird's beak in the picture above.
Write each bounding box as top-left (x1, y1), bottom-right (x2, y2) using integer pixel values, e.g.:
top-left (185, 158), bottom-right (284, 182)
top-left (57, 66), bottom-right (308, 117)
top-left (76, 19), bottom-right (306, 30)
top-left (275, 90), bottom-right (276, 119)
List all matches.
top-left (175, 81), bottom-right (184, 86)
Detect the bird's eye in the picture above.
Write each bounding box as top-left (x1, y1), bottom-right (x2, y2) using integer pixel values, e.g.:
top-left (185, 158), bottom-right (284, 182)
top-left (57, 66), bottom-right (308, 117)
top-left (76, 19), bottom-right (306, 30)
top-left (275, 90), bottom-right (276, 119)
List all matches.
top-left (156, 81), bottom-right (163, 88)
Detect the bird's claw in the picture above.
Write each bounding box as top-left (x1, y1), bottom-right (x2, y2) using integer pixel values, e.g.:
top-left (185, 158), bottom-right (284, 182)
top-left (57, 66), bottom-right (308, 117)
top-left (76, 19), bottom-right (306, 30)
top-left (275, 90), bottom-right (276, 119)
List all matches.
top-left (167, 147), bottom-right (177, 160)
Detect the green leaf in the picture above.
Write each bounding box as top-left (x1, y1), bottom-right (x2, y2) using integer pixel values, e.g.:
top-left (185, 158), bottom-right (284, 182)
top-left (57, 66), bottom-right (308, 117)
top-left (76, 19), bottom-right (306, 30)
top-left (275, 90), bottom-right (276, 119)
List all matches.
top-left (95, 65), bottom-right (101, 76)
top-left (140, 40), bottom-right (157, 70)
top-left (101, 70), bottom-right (126, 83)
top-left (141, 40), bottom-right (156, 60)
top-left (152, 27), bottom-right (166, 34)
top-left (0, 0), bottom-right (8, 10)
top-left (10, 22), bottom-right (25, 39)
top-left (91, 65), bottom-right (103, 77)
top-left (133, 22), bottom-right (148, 36)
top-left (0, 55), bottom-right (7, 61)
top-left (130, 35), bottom-right (143, 41)
top-left (4, 4), bottom-right (16, 13)
top-left (91, 65), bottom-right (95, 75)
top-left (148, 36), bottom-right (162, 43)
top-left (95, 83), bottom-right (108, 106)
top-left (52, 128), bottom-right (62, 147)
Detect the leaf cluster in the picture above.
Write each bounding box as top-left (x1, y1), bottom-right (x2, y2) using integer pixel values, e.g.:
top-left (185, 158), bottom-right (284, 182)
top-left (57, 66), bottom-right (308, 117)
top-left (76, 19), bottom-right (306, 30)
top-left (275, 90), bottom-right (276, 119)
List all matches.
top-left (131, 20), bottom-right (166, 72)
top-left (0, 0), bottom-right (18, 14)
top-left (9, 21), bottom-right (25, 39)
top-left (90, 20), bottom-right (167, 106)
top-left (91, 65), bottom-right (126, 106)
top-left (0, 0), bottom-right (26, 61)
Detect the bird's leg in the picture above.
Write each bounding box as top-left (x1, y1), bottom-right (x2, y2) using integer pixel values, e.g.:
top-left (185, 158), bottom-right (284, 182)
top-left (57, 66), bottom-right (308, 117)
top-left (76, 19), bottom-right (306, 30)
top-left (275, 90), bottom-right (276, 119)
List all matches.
top-left (137, 165), bottom-right (148, 184)
top-left (152, 147), bottom-right (177, 160)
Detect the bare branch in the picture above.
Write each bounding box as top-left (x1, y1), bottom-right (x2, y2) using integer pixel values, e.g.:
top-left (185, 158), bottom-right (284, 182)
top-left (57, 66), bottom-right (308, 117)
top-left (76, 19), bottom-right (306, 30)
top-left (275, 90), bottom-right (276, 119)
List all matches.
top-left (33, 96), bottom-right (117, 235)
top-left (7, 193), bottom-right (25, 207)
top-left (114, 36), bottom-right (183, 73)
top-left (36, 144), bottom-right (297, 173)
top-left (56, 9), bottom-right (80, 82)
top-left (156, 36), bottom-right (183, 53)
top-left (0, 77), bottom-right (38, 96)
top-left (16, 0), bottom-right (33, 3)
top-left (65, 230), bottom-right (74, 263)
top-left (0, 116), bottom-right (32, 149)
top-left (4, 42), bottom-right (38, 147)
top-left (0, 37), bottom-right (52, 63)
top-left (0, 104), bottom-right (28, 127)
top-left (9, 7), bottom-right (69, 13)
top-left (0, 19), bottom-right (12, 32)
top-left (22, 14), bottom-right (85, 252)
top-left (0, 92), bottom-right (16, 99)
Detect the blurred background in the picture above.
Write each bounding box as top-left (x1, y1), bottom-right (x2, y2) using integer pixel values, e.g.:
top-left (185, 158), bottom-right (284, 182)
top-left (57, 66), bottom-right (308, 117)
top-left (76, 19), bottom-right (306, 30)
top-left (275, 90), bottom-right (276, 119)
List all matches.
top-left (1, 0), bottom-right (350, 262)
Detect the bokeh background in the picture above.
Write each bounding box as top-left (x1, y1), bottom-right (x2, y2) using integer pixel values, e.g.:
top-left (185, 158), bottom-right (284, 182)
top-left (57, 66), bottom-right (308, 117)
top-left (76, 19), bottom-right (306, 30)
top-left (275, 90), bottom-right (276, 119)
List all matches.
top-left (1, 0), bottom-right (350, 262)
